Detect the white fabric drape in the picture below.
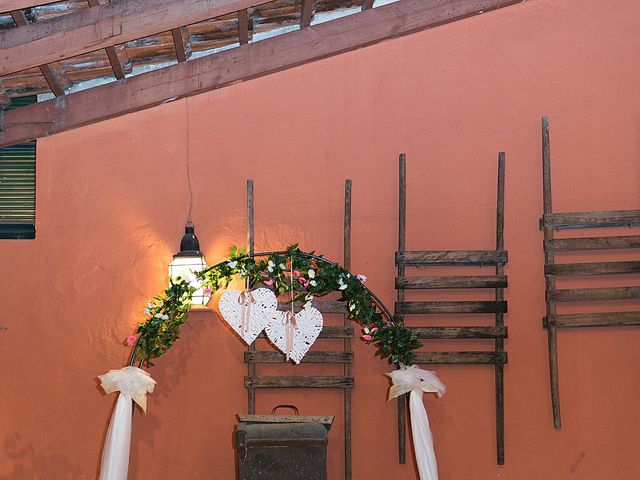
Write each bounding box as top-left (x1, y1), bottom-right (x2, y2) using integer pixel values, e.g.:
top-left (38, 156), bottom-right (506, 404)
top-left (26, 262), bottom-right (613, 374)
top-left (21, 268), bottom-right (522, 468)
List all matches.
top-left (387, 364), bottom-right (446, 480)
top-left (98, 366), bottom-right (156, 480)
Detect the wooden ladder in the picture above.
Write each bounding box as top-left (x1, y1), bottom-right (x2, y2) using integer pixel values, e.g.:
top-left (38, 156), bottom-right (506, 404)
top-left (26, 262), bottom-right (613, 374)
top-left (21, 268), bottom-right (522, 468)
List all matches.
top-left (244, 179), bottom-right (355, 480)
top-left (395, 152), bottom-right (508, 465)
top-left (540, 117), bottom-right (640, 429)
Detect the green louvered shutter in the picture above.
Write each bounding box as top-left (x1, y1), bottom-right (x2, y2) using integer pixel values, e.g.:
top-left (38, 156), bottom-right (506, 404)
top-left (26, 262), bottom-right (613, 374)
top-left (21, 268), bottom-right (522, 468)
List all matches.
top-left (0, 96), bottom-right (36, 239)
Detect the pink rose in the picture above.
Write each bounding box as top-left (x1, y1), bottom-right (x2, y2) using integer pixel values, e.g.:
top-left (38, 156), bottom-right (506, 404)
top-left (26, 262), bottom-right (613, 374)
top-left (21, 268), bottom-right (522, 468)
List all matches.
top-left (297, 277), bottom-right (310, 287)
top-left (263, 278), bottom-right (274, 286)
top-left (293, 270), bottom-right (301, 277)
top-left (126, 335), bottom-right (137, 346)
top-left (370, 327), bottom-right (378, 334)
top-left (356, 274), bottom-right (367, 283)
top-left (203, 287), bottom-right (212, 296)
top-left (362, 334), bottom-right (372, 342)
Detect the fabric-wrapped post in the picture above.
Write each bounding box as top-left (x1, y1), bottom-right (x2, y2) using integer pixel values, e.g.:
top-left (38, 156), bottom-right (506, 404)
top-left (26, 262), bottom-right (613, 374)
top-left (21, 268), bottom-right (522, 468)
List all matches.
top-left (98, 366), bottom-right (156, 480)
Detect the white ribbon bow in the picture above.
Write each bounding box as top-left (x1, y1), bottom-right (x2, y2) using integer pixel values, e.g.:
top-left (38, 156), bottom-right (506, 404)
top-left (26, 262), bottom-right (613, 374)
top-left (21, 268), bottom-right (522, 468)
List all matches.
top-left (98, 366), bottom-right (156, 480)
top-left (387, 364), bottom-right (446, 480)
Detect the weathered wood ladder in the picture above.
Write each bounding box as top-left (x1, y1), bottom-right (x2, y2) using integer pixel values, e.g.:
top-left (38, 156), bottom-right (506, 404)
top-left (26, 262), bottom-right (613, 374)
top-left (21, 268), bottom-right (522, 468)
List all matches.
top-left (395, 153), bottom-right (508, 465)
top-left (243, 179), bottom-right (355, 479)
top-left (540, 117), bottom-right (640, 429)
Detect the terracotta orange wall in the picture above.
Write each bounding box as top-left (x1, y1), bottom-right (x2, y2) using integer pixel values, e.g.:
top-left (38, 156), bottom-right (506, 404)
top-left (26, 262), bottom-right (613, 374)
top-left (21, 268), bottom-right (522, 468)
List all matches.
top-left (2, 0), bottom-right (640, 478)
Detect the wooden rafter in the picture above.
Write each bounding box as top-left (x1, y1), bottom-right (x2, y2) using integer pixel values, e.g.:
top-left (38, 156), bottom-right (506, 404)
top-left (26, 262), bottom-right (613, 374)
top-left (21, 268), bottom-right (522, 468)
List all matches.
top-left (0, 86), bottom-right (10, 109)
top-left (300, 0), bottom-right (314, 28)
top-left (238, 9), bottom-right (251, 45)
top-left (9, 8), bottom-right (66, 96)
top-left (0, 0), bottom-right (275, 77)
top-left (38, 64), bottom-right (65, 96)
top-left (9, 9), bottom-right (28, 26)
top-left (171, 27), bottom-right (190, 63)
top-left (361, 0), bottom-right (375, 10)
top-left (85, 0), bottom-right (126, 80)
top-left (0, 0), bottom-right (524, 147)
top-left (105, 47), bottom-right (126, 80)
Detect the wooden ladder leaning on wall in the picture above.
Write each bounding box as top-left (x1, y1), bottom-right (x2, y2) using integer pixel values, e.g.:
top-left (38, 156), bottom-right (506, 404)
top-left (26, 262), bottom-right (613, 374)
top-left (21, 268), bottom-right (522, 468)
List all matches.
top-left (540, 117), bottom-right (640, 429)
top-left (244, 179), bottom-right (355, 480)
top-left (395, 153), bottom-right (509, 465)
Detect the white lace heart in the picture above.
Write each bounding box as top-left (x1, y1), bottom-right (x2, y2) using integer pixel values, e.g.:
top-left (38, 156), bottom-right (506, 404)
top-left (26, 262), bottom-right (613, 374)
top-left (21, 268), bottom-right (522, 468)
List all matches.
top-left (265, 306), bottom-right (323, 364)
top-left (217, 288), bottom-right (278, 345)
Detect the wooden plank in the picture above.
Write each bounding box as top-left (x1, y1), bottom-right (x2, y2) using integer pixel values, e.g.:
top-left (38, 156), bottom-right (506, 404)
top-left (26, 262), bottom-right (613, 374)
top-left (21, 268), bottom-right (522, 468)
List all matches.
top-left (38, 64), bottom-right (64, 97)
top-left (541, 116), bottom-right (561, 429)
top-left (396, 250), bottom-right (508, 266)
top-left (277, 300), bottom-right (349, 314)
top-left (547, 286), bottom-right (640, 302)
top-left (541, 116), bottom-right (552, 217)
top-left (546, 235), bottom-right (640, 252)
top-left (545, 261), bottom-right (640, 277)
top-left (10, 9), bottom-right (28, 26)
top-left (396, 301), bottom-right (507, 314)
top-left (0, 0), bottom-right (527, 146)
top-left (246, 179), bottom-right (255, 414)
top-left (552, 235), bottom-right (640, 251)
top-left (547, 326), bottom-right (560, 428)
top-left (412, 326), bottom-right (507, 339)
top-left (244, 351), bottom-right (353, 363)
top-left (343, 178), bottom-right (353, 480)
top-left (362, 0), bottom-right (375, 10)
top-left (257, 325), bottom-right (354, 339)
top-left (105, 46), bottom-right (126, 80)
top-left (545, 311), bottom-right (640, 328)
top-left (171, 27), bottom-right (189, 63)
top-left (396, 275), bottom-right (507, 289)
top-left (245, 376), bottom-right (354, 388)
top-left (300, 0), bottom-right (314, 28)
top-left (495, 151), bottom-right (506, 465)
top-left (542, 210), bottom-right (640, 230)
top-left (413, 351), bottom-right (507, 364)
top-left (238, 9), bottom-right (250, 45)
top-left (397, 153), bottom-right (407, 465)
top-left (0, 0), bottom-right (276, 77)
top-left (247, 179), bottom-right (254, 253)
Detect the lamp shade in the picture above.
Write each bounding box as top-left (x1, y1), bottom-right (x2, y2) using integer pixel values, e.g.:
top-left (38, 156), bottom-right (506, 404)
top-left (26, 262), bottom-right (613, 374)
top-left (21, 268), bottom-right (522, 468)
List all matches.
top-left (168, 223), bottom-right (210, 306)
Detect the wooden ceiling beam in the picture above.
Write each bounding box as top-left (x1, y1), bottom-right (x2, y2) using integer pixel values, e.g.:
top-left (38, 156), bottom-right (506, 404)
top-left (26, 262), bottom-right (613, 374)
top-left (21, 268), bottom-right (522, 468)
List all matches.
top-left (0, 0), bottom-right (525, 147)
top-left (0, 0), bottom-right (275, 77)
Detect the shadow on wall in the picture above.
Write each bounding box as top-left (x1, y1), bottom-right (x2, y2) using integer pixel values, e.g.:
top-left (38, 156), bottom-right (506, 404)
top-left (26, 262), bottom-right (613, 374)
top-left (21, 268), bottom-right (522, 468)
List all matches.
top-left (1, 432), bottom-right (84, 479)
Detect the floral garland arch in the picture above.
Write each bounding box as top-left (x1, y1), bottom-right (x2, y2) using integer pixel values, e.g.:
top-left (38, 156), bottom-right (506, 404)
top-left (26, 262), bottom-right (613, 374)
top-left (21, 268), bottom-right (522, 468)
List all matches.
top-left (127, 244), bottom-right (421, 366)
top-left (99, 244), bottom-right (444, 480)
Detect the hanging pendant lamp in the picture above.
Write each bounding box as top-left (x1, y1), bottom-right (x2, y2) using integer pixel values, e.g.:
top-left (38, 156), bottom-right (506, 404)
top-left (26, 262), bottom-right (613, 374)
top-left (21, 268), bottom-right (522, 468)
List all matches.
top-left (168, 221), bottom-right (210, 306)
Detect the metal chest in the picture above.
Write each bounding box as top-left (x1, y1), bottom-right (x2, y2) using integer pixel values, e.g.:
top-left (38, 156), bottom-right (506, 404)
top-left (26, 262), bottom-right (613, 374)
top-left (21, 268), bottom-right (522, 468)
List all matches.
top-left (235, 410), bottom-right (334, 480)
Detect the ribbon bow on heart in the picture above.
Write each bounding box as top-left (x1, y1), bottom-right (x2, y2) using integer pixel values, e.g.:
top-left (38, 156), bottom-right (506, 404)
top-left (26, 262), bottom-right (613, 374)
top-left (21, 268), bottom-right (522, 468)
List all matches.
top-left (238, 290), bottom-right (257, 334)
top-left (283, 311), bottom-right (297, 362)
top-left (218, 288), bottom-right (279, 345)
